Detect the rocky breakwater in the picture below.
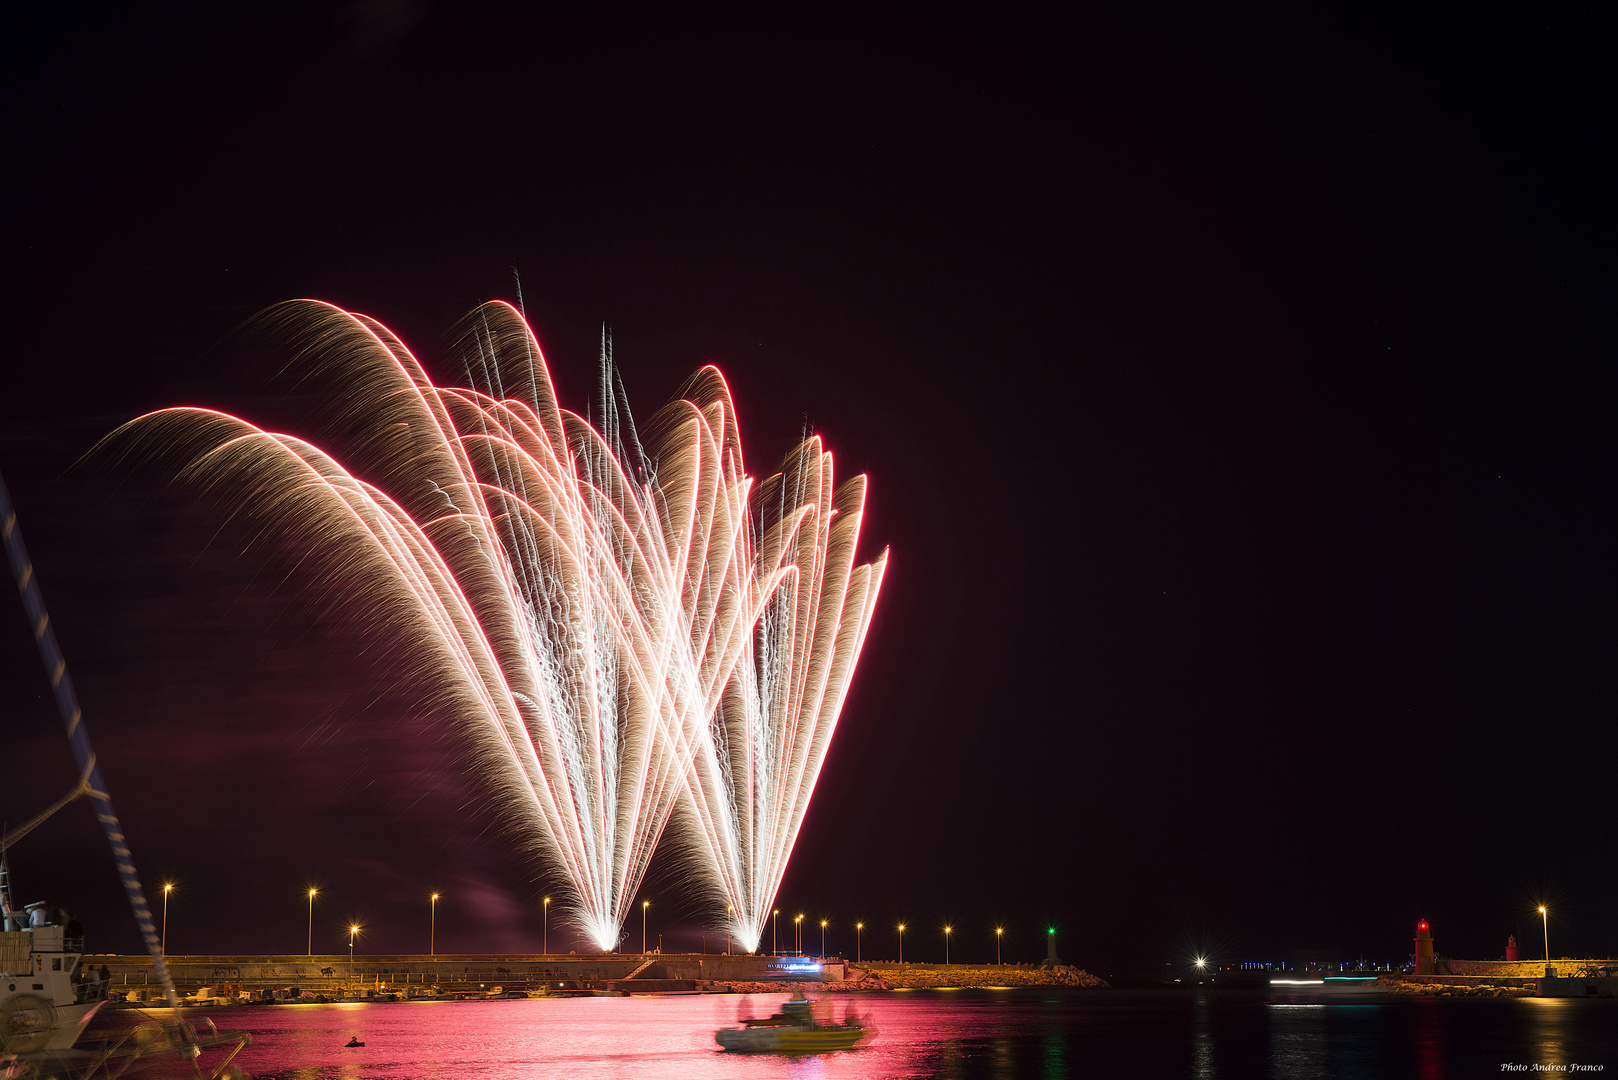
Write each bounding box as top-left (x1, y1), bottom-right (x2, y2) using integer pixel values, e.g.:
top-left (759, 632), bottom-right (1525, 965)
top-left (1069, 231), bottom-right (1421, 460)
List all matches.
top-left (701, 962), bottom-right (1110, 993)
top-left (705, 965), bottom-right (893, 994)
top-left (1377, 976), bottom-right (1534, 998)
top-left (865, 963), bottom-right (1109, 989)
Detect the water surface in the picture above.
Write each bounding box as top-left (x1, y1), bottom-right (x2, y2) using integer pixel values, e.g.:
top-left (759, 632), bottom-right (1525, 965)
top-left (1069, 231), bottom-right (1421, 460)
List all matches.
top-left (117, 989), bottom-right (1618, 1078)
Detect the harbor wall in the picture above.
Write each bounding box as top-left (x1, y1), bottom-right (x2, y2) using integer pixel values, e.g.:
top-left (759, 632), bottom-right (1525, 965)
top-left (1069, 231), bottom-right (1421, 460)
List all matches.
top-left (1440, 958), bottom-right (1618, 978)
top-left (81, 952), bottom-right (834, 993)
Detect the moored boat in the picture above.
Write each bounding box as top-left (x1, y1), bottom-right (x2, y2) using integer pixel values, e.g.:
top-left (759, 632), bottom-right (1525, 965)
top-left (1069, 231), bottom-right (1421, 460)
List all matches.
top-left (0, 893), bottom-right (109, 1054)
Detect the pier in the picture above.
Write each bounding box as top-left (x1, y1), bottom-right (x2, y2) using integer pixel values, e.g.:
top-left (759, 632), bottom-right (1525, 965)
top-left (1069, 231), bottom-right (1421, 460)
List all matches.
top-left (82, 952), bottom-right (844, 998)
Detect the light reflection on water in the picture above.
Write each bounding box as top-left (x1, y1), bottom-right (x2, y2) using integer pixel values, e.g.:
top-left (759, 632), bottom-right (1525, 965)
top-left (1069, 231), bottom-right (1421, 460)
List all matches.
top-left (110, 989), bottom-right (1618, 1080)
top-left (1267, 1003), bottom-right (1327, 1079)
top-left (1522, 997), bottom-right (1574, 1072)
top-left (1191, 991), bottom-right (1214, 1079)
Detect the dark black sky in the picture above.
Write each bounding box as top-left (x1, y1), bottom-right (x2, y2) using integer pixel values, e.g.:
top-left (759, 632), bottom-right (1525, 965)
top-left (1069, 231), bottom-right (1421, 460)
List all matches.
top-left (3, 3), bottom-right (1612, 974)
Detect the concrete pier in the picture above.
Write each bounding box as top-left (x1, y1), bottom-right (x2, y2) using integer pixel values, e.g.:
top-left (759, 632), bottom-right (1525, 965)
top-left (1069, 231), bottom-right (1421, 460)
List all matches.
top-left (82, 952), bottom-right (843, 997)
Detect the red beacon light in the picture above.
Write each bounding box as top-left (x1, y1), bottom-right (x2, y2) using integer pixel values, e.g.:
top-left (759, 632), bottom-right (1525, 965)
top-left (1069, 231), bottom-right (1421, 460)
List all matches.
top-left (1418, 921), bottom-right (1428, 931)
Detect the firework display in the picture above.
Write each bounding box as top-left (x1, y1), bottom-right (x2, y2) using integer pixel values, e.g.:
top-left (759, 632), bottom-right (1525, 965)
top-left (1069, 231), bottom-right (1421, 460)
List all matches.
top-left (119, 300), bottom-right (885, 952)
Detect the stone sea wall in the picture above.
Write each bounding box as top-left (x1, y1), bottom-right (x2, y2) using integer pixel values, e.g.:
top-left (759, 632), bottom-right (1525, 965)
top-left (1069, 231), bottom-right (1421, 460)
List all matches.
top-left (707, 963), bottom-right (1107, 993)
top-left (1441, 958), bottom-right (1617, 978)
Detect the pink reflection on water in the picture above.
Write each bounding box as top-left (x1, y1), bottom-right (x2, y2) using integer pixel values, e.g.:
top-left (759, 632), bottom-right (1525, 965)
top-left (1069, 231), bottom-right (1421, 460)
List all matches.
top-left (158, 994), bottom-right (1031, 1079)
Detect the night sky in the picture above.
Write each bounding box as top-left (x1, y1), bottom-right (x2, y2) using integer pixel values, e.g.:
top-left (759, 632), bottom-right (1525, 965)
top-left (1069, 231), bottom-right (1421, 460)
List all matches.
top-left (4, 5), bottom-right (1612, 975)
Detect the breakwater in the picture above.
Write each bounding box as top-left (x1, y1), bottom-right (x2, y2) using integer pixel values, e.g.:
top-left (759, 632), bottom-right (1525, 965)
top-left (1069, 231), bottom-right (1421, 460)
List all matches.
top-left (599, 962), bottom-right (1109, 994)
top-left (863, 963), bottom-right (1108, 989)
top-left (86, 952), bottom-right (832, 997)
top-left (81, 953), bottom-right (1105, 997)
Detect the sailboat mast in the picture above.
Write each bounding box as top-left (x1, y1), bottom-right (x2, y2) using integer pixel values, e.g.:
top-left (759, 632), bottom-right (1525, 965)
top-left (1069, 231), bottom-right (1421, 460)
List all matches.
top-left (0, 470), bottom-right (181, 1007)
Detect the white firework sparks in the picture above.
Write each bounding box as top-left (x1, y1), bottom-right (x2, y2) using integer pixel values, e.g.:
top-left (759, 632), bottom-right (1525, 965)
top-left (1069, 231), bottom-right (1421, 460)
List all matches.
top-left (118, 300), bottom-right (885, 952)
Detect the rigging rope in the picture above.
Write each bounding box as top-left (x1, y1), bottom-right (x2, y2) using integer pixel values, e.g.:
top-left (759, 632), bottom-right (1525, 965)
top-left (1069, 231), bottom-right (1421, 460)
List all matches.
top-left (0, 470), bottom-right (180, 1007)
top-left (0, 760), bottom-right (101, 852)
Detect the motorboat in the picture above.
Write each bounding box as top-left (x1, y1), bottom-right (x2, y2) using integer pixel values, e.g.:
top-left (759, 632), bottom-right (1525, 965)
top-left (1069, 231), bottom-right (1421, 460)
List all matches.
top-left (715, 997), bottom-right (868, 1053)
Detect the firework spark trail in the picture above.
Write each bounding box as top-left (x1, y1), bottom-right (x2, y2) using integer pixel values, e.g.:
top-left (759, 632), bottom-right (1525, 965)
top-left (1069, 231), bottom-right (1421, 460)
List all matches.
top-left (113, 300), bottom-right (885, 951)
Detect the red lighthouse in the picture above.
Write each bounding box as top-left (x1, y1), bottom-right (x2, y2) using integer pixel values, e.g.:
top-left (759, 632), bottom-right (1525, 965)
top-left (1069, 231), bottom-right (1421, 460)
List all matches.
top-left (1506, 934), bottom-right (1519, 962)
top-left (1414, 921), bottom-right (1435, 975)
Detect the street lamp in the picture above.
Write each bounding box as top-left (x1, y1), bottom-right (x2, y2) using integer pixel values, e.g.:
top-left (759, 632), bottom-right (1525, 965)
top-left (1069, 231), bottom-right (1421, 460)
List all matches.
top-left (349, 924), bottom-right (361, 982)
top-left (821, 919), bottom-right (828, 957)
top-left (898, 923), bottom-right (906, 963)
top-left (543, 897), bottom-right (550, 955)
top-left (161, 884), bottom-right (173, 956)
top-left (727, 906), bottom-right (734, 955)
top-left (1539, 906), bottom-right (1550, 971)
top-left (944, 926), bottom-right (952, 965)
top-left (307, 888), bottom-right (317, 956)
top-left (996, 927), bottom-right (1004, 965)
top-left (773, 910), bottom-right (779, 955)
top-left (856, 922), bottom-right (863, 963)
top-left (430, 893), bottom-right (439, 956)
top-left (642, 900), bottom-right (651, 954)
top-left (795, 914), bottom-right (803, 954)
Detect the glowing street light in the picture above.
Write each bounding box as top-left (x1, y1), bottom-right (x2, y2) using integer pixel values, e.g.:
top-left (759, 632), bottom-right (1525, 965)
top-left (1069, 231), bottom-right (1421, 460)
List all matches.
top-left (795, 913), bottom-right (804, 954)
top-left (727, 906), bottom-right (734, 955)
top-left (161, 884), bottom-right (173, 956)
top-left (349, 924), bottom-right (361, 978)
top-left (307, 888), bottom-right (317, 956)
top-left (1539, 906), bottom-right (1550, 970)
top-left (642, 900), bottom-right (651, 954)
top-left (944, 925), bottom-right (953, 965)
top-left (543, 897), bottom-right (550, 955)
top-left (995, 926), bottom-right (1004, 965)
top-left (430, 893), bottom-right (440, 956)
top-left (773, 910), bottom-right (779, 955)
top-left (856, 922), bottom-right (863, 963)
top-left (821, 919), bottom-right (828, 957)
top-left (1195, 957), bottom-right (1207, 977)
top-left (898, 923), bottom-right (906, 964)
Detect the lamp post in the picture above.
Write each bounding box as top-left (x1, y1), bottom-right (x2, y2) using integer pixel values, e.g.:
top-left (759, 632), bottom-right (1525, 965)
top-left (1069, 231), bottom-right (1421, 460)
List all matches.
top-left (543, 897), bottom-right (550, 955)
top-left (307, 888), bottom-right (317, 956)
top-left (944, 925), bottom-right (952, 965)
top-left (727, 906), bottom-right (733, 955)
top-left (161, 884), bottom-right (173, 956)
top-left (430, 893), bottom-right (439, 956)
top-left (642, 900), bottom-right (650, 954)
top-left (821, 919), bottom-right (828, 958)
top-left (996, 927), bottom-right (1003, 965)
top-left (795, 914), bottom-right (803, 954)
top-left (898, 923), bottom-right (906, 963)
top-left (349, 924), bottom-right (360, 984)
top-left (1539, 905), bottom-right (1550, 971)
top-left (772, 910), bottom-right (779, 955)
top-left (856, 922), bottom-right (863, 963)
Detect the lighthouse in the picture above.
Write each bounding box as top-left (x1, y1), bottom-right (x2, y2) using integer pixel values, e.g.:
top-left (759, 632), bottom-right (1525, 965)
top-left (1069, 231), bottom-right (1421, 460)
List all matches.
top-left (1414, 921), bottom-right (1435, 975)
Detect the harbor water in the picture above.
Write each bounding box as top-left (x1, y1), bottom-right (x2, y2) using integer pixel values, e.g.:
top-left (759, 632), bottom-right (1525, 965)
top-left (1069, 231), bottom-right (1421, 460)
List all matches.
top-left (110, 988), bottom-right (1618, 1078)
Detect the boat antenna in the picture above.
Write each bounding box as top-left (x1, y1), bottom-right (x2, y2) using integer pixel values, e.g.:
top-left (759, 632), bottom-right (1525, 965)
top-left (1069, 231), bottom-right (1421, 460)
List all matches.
top-left (0, 469), bottom-right (182, 1008)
